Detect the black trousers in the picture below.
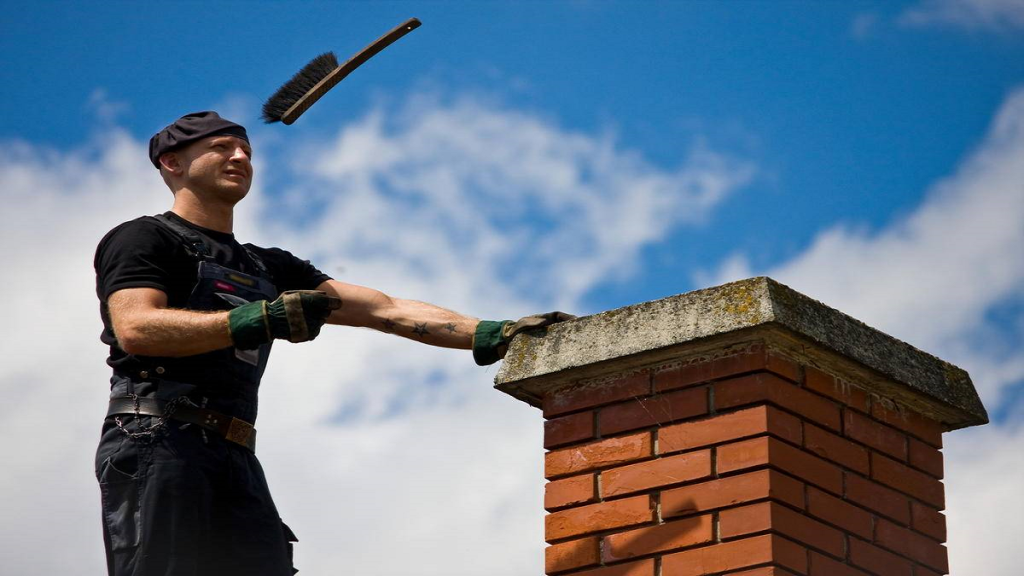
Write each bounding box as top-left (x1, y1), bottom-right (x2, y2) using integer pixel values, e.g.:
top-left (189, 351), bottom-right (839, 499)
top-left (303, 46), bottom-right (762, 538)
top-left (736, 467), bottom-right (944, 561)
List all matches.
top-left (95, 417), bottom-right (297, 575)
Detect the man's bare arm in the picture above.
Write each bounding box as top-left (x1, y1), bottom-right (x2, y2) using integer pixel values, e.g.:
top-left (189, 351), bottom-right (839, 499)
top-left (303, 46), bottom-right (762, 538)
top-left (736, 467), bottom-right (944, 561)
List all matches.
top-left (317, 280), bottom-right (477, 349)
top-left (107, 287), bottom-right (233, 357)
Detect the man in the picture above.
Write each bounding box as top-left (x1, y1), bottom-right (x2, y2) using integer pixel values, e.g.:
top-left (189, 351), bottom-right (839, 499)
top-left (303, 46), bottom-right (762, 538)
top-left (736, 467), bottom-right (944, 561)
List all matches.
top-left (94, 111), bottom-right (570, 575)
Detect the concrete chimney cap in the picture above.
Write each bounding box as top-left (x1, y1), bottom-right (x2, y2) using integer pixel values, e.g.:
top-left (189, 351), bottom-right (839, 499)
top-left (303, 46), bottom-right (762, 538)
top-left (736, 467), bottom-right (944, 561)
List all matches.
top-left (495, 276), bottom-right (987, 430)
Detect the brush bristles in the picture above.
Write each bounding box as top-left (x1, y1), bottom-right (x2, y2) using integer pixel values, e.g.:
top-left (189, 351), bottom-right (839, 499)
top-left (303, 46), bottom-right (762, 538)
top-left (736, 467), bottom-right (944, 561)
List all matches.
top-left (262, 52), bottom-right (340, 123)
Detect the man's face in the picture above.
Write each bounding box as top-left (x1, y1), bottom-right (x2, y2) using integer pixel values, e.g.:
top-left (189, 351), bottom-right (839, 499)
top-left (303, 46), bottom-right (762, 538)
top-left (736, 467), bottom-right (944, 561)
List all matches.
top-left (173, 135), bottom-right (254, 201)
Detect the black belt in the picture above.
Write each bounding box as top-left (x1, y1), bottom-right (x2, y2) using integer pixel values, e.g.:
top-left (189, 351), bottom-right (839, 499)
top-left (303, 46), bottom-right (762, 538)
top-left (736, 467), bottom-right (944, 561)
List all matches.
top-left (107, 397), bottom-right (257, 452)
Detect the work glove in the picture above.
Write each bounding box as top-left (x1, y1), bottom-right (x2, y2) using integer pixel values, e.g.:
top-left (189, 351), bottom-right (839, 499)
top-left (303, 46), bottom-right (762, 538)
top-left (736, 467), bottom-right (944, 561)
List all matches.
top-left (228, 290), bottom-right (342, 350)
top-left (473, 311), bottom-right (576, 366)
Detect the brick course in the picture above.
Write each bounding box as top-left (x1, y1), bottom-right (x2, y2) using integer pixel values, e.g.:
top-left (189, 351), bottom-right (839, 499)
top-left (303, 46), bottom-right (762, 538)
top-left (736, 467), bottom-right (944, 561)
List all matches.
top-left (546, 432), bottom-right (652, 479)
top-left (601, 450), bottom-right (711, 498)
top-left (528, 349), bottom-right (952, 575)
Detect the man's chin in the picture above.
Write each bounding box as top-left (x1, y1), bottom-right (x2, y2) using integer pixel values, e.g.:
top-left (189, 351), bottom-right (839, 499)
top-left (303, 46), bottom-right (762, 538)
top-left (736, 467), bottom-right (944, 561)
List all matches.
top-left (216, 182), bottom-right (251, 202)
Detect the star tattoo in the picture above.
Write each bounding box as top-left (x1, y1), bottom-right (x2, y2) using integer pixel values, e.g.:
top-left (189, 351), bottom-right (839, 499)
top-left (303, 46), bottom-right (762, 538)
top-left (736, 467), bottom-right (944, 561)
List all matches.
top-left (382, 318), bottom-right (396, 332)
top-left (443, 322), bottom-right (457, 333)
top-left (412, 323), bottom-right (430, 338)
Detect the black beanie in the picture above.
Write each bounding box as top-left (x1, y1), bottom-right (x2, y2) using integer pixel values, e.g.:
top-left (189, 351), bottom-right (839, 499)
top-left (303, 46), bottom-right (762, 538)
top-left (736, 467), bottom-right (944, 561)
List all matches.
top-left (148, 111), bottom-right (249, 169)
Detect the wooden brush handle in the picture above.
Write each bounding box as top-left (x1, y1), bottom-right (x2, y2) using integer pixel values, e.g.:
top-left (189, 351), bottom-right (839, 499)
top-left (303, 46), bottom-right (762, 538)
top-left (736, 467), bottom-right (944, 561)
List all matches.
top-left (282, 17), bottom-right (422, 125)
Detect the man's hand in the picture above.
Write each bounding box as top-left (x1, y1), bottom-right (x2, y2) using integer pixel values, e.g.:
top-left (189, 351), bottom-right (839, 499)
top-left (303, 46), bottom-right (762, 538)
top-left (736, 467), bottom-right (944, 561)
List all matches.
top-left (473, 311), bottom-right (576, 366)
top-left (229, 290), bottom-right (342, 349)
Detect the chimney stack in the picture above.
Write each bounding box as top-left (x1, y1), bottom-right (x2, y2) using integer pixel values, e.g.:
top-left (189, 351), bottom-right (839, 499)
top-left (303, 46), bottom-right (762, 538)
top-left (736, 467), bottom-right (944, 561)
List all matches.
top-left (495, 277), bottom-right (987, 576)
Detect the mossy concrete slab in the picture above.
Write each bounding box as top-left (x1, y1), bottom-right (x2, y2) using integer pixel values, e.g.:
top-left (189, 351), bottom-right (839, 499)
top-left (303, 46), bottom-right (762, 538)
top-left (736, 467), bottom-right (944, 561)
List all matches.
top-left (494, 277), bottom-right (987, 429)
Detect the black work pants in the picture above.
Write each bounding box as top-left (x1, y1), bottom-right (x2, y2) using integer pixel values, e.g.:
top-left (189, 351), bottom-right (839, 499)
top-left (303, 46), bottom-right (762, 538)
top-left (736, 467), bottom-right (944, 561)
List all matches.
top-left (95, 418), bottom-right (297, 575)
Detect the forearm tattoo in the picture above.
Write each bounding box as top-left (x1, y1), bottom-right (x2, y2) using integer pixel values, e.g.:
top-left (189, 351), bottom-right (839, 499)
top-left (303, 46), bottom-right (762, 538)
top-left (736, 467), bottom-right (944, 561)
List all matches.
top-left (382, 318), bottom-right (459, 339)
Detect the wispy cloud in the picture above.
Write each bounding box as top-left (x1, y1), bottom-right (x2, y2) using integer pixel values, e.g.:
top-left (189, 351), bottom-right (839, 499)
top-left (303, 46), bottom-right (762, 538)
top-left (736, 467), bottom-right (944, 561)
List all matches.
top-left (850, 12), bottom-right (881, 39)
top-left (263, 95), bottom-right (753, 310)
top-left (0, 92), bottom-right (751, 573)
top-left (899, 0), bottom-right (1024, 31)
top-left (700, 86), bottom-right (1024, 574)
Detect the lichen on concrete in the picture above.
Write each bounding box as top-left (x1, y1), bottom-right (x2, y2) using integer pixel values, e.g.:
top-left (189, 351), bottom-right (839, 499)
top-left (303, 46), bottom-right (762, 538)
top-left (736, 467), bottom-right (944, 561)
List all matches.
top-left (494, 276), bottom-right (988, 429)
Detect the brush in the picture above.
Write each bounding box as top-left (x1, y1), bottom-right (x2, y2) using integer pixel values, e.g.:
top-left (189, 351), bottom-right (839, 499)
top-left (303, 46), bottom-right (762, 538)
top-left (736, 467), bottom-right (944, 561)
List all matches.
top-left (262, 17), bottom-right (421, 125)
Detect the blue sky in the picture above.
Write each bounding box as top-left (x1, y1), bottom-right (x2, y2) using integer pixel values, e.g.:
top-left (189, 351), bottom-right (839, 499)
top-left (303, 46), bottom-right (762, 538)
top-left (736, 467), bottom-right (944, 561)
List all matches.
top-left (1, 1), bottom-right (1022, 574)
top-left (3, 0), bottom-right (1020, 305)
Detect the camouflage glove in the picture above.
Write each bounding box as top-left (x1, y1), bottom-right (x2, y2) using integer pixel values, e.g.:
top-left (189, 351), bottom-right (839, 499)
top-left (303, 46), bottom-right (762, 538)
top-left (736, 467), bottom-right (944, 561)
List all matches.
top-left (228, 290), bottom-right (342, 350)
top-left (473, 311), bottom-right (576, 366)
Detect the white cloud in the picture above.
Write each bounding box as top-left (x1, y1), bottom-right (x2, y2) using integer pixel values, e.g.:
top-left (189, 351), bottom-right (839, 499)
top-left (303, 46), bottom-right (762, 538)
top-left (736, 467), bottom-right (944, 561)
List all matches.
top-left (261, 96), bottom-right (753, 310)
top-left (703, 86), bottom-right (1024, 406)
top-left (945, 418), bottom-right (1024, 575)
top-left (900, 0), bottom-right (1024, 31)
top-left (0, 94), bottom-right (750, 574)
top-left (701, 86), bottom-right (1024, 574)
top-left (86, 88), bottom-right (131, 125)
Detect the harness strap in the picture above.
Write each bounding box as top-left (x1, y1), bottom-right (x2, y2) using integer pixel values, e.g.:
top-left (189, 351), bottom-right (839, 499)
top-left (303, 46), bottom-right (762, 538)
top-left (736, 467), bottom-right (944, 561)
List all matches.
top-left (153, 213), bottom-right (213, 261)
top-left (108, 397), bottom-right (257, 452)
top-left (152, 214), bottom-right (272, 280)
top-left (241, 244), bottom-right (270, 277)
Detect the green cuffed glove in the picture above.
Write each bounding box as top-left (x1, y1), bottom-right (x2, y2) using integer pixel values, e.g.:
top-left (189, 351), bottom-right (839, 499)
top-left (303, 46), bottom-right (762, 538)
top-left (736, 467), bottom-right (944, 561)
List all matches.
top-left (473, 311), bottom-right (576, 366)
top-left (228, 290), bottom-right (342, 350)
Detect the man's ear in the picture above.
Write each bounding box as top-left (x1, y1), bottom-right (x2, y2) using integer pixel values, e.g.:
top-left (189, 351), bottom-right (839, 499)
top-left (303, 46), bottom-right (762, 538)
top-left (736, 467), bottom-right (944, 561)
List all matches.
top-left (159, 151), bottom-right (182, 175)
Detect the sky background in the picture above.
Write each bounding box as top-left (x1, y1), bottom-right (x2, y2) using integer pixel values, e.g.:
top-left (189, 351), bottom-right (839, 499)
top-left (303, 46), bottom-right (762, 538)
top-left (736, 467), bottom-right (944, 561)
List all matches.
top-left (1, 0), bottom-right (1022, 573)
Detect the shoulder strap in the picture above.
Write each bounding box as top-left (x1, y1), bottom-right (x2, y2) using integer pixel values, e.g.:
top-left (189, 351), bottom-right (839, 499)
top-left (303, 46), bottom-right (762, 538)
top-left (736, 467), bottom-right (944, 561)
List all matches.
top-left (153, 214), bottom-right (273, 281)
top-left (240, 244), bottom-right (272, 280)
top-left (152, 214), bottom-right (213, 261)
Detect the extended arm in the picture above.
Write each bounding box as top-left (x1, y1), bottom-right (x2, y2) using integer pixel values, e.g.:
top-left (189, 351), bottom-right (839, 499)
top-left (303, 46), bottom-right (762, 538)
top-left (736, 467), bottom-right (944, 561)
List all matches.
top-left (107, 287), bottom-right (232, 357)
top-left (315, 279), bottom-right (575, 363)
top-left (317, 280), bottom-right (477, 349)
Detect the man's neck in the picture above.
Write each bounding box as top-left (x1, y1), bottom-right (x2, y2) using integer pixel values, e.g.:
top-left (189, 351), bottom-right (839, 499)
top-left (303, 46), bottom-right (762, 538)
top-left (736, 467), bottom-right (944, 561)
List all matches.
top-left (170, 191), bottom-right (234, 233)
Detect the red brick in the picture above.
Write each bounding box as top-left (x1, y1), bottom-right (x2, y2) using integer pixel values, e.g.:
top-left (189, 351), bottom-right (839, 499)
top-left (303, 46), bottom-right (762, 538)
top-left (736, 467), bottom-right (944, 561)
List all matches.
top-left (908, 438), bottom-right (943, 479)
top-left (872, 453), bottom-right (945, 509)
top-left (661, 534), bottom-right (808, 575)
top-left (660, 405), bottom-right (802, 455)
top-left (545, 494), bottom-right (653, 541)
top-left (661, 470), bottom-right (805, 518)
top-left (544, 371), bottom-right (651, 418)
top-left (717, 436), bottom-right (844, 495)
top-left (654, 347), bottom-right (767, 392)
top-left (870, 402), bottom-right (943, 448)
top-left (845, 473), bottom-right (910, 524)
top-left (805, 424), bottom-right (869, 474)
top-left (602, 514), bottom-right (713, 562)
top-left (546, 474), bottom-right (597, 511)
top-left (716, 373), bottom-right (841, 431)
top-left (849, 538), bottom-right (913, 576)
top-left (545, 411), bottom-right (595, 449)
top-left (546, 432), bottom-right (652, 479)
top-left (718, 501), bottom-right (773, 538)
top-left (911, 502), bottom-right (946, 542)
top-left (806, 486), bottom-right (873, 540)
top-left (805, 367), bottom-right (869, 412)
top-left (599, 387), bottom-right (708, 436)
top-left (728, 568), bottom-right (800, 576)
top-left (545, 537), bottom-right (599, 574)
top-left (844, 410), bottom-right (908, 460)
top-left (766, 352), bottom-right (801, 383)
top-left (573, 559), bottom-right (655, 576)
top-left (601, 450), bottom-right (711, 498)
top-left (809, 551), bottom-right (870, 576)
top-left (720, 501), bottom-right (845, 558)
top-left (876, 519), bottom-right (949, 573)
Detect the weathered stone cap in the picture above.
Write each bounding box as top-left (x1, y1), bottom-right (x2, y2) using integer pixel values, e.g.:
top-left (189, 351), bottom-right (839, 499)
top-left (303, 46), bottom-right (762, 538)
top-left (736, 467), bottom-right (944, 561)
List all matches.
top-left (495, 277), bottom-right (988, 429)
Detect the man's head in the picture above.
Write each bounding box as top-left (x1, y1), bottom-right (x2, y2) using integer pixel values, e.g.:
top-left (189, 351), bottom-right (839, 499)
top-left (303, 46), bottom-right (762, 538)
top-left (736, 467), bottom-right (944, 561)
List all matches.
top-left (149, 111), bottom-right (253, 200)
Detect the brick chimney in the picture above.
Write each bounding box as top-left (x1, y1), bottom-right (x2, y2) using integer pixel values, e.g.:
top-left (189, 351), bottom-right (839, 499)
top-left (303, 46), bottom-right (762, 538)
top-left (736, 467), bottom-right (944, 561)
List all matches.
top-left (494, 277), bottom-right (987, 576)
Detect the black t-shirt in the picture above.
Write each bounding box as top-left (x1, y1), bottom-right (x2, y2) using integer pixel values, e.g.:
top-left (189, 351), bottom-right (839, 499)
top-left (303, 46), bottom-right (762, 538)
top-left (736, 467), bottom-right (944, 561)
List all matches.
top-left (94, 211), bottom-right (331, 373)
